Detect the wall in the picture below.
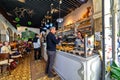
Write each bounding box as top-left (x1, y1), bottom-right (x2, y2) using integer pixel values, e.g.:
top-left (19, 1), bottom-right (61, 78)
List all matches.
top-left (62, 0), bottom-right (92, 27)
top-left (93, 0), bottom-right (102, 19)
top-left (0, 13), bottom-right (17, 41)
top-left (17, 26), bottom-right (40, 36)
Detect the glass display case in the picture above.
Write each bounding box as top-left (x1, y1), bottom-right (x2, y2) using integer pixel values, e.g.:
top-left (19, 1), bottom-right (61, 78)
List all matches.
top-left (84, 35), bottom-right (94, 57)
top-left (57, 34), bottom-right (95, 58)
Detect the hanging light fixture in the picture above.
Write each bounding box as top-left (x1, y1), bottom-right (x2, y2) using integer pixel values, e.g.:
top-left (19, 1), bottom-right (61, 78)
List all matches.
top-left (77, 0), bottom-right (87, 3)
top-left (56, 0), bottom-right (63, 23)
top-left (18, 0), bottom-right (25, 3)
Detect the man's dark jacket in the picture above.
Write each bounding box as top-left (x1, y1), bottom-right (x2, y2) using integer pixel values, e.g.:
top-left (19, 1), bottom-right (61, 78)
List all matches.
top-left (46, 32), bottom-right (60, 51)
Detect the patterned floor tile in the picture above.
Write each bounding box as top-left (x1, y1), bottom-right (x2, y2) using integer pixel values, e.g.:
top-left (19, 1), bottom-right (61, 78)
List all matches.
top-left (0, 51), bottom-right (60, 80)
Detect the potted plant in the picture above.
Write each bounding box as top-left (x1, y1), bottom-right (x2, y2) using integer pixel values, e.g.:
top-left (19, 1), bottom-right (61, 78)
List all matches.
top-left (110, 61), bottom-right (120, 80)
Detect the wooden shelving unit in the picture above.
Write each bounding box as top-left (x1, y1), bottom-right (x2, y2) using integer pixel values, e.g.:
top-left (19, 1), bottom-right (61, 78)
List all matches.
top-left (77, 17), bottom-right (93, 36)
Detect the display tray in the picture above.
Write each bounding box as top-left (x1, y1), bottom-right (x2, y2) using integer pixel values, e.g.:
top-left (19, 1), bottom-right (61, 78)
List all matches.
top-left (57, 50), bottom-right (98, 61)
top-left (58, 50), bottom-right (95, 58)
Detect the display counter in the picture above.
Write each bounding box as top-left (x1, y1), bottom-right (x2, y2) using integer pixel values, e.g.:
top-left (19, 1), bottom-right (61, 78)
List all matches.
top-left (41, 43), bottom-right (48, 61)
top-left (54, 51), bottom-right (101, 80)
top-left (42, 43), bottom-right (101, 80)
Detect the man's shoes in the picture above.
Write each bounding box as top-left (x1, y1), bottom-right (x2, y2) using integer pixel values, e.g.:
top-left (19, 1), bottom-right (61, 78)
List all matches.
top-left (45, 72), bottom-right (48, 75)
top-left (52, 70), bottom-right (57, 75)
top-left (38, 57), bottom-right (42, 60)
top-left (48, 74), bottom-right (56, 78)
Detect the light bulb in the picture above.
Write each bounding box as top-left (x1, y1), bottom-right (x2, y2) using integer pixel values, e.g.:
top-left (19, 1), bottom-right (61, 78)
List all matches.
top-left (56, 18), bottom-right (63, 23)
top-left (60, 0), bottom-right (62, 4)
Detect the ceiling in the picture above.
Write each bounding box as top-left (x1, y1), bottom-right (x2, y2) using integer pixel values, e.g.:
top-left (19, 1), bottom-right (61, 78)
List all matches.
top-left (0, 0), bottom-right (88, 29)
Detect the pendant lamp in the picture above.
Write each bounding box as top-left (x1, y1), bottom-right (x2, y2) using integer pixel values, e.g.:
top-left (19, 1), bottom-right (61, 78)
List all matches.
top-left (56, 0), bottom-right (63, 23)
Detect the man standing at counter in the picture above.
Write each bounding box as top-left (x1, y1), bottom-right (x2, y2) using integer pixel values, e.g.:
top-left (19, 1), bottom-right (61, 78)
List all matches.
top-left (45, 27), bottom-right (61, 78)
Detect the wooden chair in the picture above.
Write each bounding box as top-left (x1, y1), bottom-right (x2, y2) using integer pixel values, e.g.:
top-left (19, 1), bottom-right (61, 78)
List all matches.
top-left (11, 54), bottom-right (22, 64)
top-left (11, 47), bottom-right (23, 64)
top-left (18, 46), bottom-right (27, 58)
top-left (0, 53), bottom-right (14, 75)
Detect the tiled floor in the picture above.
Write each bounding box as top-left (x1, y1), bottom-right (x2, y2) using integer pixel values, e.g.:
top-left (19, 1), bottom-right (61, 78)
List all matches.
top-left (30, 51), bottom-right (60, 80)
top-left (31, 60), bottom-right (60, 80)
top-left (0, 52), bottom-right (60, 80)
top-left (0, 54), bottom-right (31, 80)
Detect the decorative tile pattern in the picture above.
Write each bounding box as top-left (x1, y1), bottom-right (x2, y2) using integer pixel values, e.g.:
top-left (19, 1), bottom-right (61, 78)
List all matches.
top-left (0, 55), bottom-right (31, 80)
top-left (30, 52), bottom-right (61, 80)
top-left (0, 52), bottom-right (60, 80)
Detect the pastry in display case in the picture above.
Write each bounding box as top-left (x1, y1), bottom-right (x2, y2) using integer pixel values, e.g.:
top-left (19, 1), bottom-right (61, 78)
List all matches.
top-left (56, 35), bottom-right (95, 57)
top-left (57, 33), bottom-right (95, 57)
top-left (56, 43), bottom-right (74, 52)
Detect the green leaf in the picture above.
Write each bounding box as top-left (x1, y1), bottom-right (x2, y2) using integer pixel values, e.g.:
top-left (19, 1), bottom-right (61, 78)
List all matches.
top-left (110, 61), bottom-right (120, 80)
top-left (112, 66), bottom-right (120, 72)
top-left (111, 66), bottom-right (120, 77)
top-left (111, 74), bottom-right (120, 80)
top-left (28, 21), bottom-right (32, 25)
top-left (111, 61), bottom-right (118, 67)
top-left (16, 24), bottom-right (20, 27)
top-left (15, 17), bottom-right (20, 22)
top-left (118, 31), bottom-right (120, 36)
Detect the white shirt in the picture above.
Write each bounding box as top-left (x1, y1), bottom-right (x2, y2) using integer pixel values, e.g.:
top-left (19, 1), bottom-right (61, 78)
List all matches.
top-left (75, 38), bottom-right (84, 47)
top-left (1, 45), bottom-right (16, 54)
top-left (1, 46), bottom-right (11, 53)
top-left (33, 38), bottom-right (41, 49)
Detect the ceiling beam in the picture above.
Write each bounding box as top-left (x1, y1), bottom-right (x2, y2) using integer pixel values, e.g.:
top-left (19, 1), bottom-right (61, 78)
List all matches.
top-left (68, 0), bottom-right (80, 8)
top-left (63, 0), bottom-right (77, 9)
top-left (71, 0), bottom-right (81, 7)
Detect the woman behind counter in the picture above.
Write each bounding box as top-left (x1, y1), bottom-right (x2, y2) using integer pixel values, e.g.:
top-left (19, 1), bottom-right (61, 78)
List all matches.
top-left (74, 31), bottom-right (84, 50)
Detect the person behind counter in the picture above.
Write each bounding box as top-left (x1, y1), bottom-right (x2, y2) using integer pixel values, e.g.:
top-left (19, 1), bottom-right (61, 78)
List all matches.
top-left (45, 27), bottom-right (62, 78)
top-left (74, 31), bottom-right (84, 49)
